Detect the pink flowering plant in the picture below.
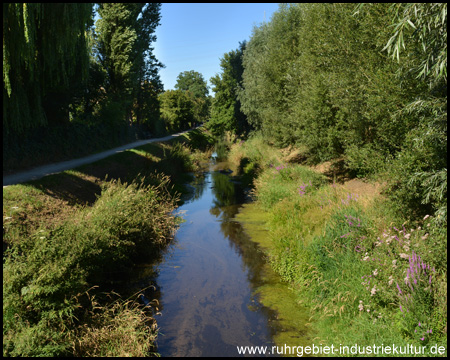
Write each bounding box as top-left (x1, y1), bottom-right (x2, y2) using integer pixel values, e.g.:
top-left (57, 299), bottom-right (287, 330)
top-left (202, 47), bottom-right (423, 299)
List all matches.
top-left (354, 215), bottom-right (445, 345)
top-left (305, 202), bottom-right (445, 348)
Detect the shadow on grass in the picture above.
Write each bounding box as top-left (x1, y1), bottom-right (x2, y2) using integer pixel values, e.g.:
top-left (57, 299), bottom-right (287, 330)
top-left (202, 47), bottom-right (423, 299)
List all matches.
top-left (28, 172), bottom-right (103, 206)
top-left (23, 138), bottom-right (193, 207)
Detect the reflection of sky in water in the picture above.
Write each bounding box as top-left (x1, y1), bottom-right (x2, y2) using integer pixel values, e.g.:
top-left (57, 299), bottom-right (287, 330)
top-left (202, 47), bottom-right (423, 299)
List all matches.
top-left (140, 166), bottom-right (280, 357)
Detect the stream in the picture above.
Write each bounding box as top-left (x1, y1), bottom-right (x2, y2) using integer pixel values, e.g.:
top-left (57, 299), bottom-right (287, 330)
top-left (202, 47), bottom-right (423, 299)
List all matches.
top-left (129, 156), bottom-right (310, 356)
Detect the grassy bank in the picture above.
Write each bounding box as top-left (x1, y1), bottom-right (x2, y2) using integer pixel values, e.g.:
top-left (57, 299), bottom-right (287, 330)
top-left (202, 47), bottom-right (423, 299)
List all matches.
top-left (3, 128), bottom-right (215, 356)
top-left (229, 135), bottom-right (447, 356)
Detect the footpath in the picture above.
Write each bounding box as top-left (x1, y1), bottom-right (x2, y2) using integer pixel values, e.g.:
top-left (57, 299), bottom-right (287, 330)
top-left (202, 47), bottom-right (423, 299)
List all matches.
top-left (3, 129), bottom-right (195, 187)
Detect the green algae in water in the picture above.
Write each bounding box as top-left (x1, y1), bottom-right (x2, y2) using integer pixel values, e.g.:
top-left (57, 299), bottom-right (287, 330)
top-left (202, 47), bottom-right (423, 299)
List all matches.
top-left (235, 203), bottom-right (314, 352)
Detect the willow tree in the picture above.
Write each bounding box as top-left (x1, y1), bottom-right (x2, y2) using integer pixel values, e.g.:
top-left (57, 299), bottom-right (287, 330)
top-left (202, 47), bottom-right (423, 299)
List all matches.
top-left (3, 3), bottom-right (93, 134)
top-left (380, 3), bottom-right (447, 221)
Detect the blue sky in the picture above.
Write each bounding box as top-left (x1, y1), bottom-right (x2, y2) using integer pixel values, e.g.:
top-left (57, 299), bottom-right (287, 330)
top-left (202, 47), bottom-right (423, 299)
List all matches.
top-left (153, 3), bottom-right (280, 94)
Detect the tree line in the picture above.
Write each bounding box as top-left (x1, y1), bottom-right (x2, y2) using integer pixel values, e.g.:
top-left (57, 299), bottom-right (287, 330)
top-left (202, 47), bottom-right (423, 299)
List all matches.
top-left (208, 3), bottom-right (446, 223)
top-left (3, 3), bottom-right (209, 170)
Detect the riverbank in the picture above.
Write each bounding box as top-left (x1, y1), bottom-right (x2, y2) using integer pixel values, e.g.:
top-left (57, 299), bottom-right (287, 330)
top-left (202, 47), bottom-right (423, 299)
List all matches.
top-left (229, 135), bottom-right (447, 356)
top-left (3, 128), bottom-right (215, 356)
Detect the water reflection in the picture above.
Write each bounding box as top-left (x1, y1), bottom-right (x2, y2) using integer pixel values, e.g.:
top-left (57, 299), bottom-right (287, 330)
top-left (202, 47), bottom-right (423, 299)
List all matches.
top-left (130, 162), bottom-right (282, 357)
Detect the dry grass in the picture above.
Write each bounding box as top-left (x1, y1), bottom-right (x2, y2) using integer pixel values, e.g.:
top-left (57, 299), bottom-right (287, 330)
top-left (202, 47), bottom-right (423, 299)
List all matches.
top-left (72, 291), bottom-right (158, 357)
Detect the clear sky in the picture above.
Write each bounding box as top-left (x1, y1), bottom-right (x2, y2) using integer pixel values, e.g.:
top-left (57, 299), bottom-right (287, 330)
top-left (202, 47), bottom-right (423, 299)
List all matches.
top-left (153, 3), bottom-right (280, 94)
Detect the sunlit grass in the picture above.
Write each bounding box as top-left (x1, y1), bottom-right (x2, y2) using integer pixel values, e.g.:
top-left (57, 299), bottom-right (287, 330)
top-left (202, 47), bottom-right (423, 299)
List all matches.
top-left (3, 127), bottom-right (215, 356)
top-left (232, 135), bottom-right (447, 355)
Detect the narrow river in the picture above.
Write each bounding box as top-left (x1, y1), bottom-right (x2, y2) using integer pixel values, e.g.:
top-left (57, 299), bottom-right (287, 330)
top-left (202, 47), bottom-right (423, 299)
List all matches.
top-left (130, 157), bottom-right (310, 356)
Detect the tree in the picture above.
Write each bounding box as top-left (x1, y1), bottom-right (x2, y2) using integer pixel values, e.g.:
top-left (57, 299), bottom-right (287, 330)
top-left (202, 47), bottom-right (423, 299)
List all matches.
top-left (131, 3), bottom-right (164, 126)
top-left (159, 90), bottom-right (195, 133)
top-left (95, 3), bottom-right (163, 125)
top-left (208, 41), bottom-right (249, 136)
top-left (174, 70), bottom-right (210, 124)
top-left (175, 70), bottom-right (209, 98)
top-left (238, 4), bottom-right (304, 145)
top-left (379, 3), bottom-right (447, 221)
top-left (3, 3), bottom-right (93, 134)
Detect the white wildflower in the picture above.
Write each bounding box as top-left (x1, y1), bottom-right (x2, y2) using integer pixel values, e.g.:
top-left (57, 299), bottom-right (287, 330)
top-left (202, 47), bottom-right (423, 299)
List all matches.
top-left (399, 253), bottom-right (409, 259)
top-left (388, 276), bottom-right (394, 286)
top-left (373, 269), bottom-right (378, 276)
top-left (421, 233), bottom-right (429, 240)
top-left (371, 286), bottom-right (377, 296)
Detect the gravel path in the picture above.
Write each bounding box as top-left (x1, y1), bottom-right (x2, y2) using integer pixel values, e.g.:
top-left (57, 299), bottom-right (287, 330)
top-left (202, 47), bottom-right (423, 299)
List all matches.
top-left (3, 129), bottom-right (195, 187)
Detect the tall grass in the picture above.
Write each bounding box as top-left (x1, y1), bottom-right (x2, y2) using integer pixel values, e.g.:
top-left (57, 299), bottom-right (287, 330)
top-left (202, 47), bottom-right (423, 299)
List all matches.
top-left (230, 136), bottom-right (447, 355)
top-left (3, 177), bottom-right (178, 356)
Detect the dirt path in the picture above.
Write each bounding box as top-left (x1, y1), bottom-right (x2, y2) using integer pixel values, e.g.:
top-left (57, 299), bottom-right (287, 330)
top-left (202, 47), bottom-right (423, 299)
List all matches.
top-left (3, 128), bottom-right (196, 187)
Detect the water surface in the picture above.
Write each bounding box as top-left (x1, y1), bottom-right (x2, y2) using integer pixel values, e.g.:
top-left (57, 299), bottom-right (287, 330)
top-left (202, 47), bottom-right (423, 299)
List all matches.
top-left (132, 160), bottom-right (308, 356)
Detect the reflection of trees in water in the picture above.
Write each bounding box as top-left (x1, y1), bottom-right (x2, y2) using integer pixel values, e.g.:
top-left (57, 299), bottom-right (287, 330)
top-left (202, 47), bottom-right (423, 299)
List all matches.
top-left (211, 172), bottom-right (236, 208)
top-left (210, 171), bottom-right (247, 243)
top-left (209, 171), bottom-right (241, 225)
top-left (210, 171), bottom-right (272, 290)
top-left (188, 173), bottom-right (207, 202)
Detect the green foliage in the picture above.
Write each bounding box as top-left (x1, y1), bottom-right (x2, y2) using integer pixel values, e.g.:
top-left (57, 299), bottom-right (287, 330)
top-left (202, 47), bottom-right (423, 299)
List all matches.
top-left (3, 177), bottom-right (178, 356)
top-left (3, 3), bottom-right (165, 171)
top-left (186, 128), bottom-right (215, 151)
top-left (95, 3), bottom-right (163, 122)
top-left (238, 2), bottom-right (446, 222)
top-left (175, 70), bottom-right (209, 99)
top-left (208, 41), bottom-right (249, 136)
top-left (159, 89), bottom-right (195, 133)
top-left (174, 70), bottom-right (210, 124)
top-left (238, 4), bottom-right (304, 145)
top-left (3, 3), bottom-right (93, 134)
top-left (381, 3), bottom-right (447, 87)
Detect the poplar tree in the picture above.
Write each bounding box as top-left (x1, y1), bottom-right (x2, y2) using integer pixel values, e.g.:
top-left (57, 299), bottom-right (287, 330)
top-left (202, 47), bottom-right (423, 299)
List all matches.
top-left (95, 3), bottom-right (162, 125)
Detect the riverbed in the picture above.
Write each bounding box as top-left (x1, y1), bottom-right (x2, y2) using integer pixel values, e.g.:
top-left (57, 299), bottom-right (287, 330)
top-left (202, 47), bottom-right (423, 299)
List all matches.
top-left (130, 158), bottom-right (311, 356)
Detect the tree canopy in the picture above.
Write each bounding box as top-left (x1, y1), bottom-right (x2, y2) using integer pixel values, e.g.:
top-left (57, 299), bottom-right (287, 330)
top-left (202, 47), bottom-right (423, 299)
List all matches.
top-left (175, 70), bottom-right (209, 99)
top-left (237, 3), bottom-right (447, 220)
top-left (208, 41), bottom-right (249, 136)
top-left (3, 3), bottom-right (93, 134)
